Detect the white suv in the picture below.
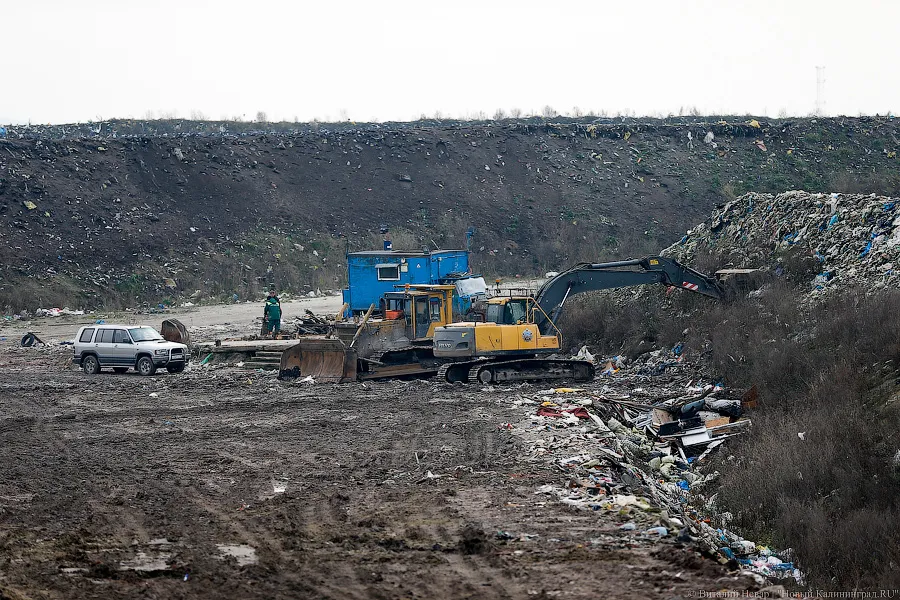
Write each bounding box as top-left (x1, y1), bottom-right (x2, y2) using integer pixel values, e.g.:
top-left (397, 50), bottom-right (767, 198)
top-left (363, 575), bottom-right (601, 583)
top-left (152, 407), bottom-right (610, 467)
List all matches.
top-left (72, 324), bottom-right (189, 376)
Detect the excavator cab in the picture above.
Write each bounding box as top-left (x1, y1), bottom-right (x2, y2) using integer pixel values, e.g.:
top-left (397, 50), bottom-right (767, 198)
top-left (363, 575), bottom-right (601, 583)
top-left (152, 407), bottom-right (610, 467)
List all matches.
top-left (433, 296), bottom-right (561, 361)
top-left (485, 298), bottom-right (530, 325)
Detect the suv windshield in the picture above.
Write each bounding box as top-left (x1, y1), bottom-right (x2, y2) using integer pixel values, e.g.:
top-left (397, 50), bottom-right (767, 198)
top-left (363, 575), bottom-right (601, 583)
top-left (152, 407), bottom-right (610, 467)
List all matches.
top-left (129, 327), bottom-right (164, 342)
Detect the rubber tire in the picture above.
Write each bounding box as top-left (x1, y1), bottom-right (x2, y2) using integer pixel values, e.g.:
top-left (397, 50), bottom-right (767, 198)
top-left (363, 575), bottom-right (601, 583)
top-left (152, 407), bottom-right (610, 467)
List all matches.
top-left (166, 363), bottom-right (185, 374)
top-left (478, 368), bottom-right (494, 384)
top-left (82, 355), bottom-right (100, 375)
top-left (113, 367), bottom-right (129, 374)
top-left (137, 356), bottom-right (157, 376)
top-left (21, 333), bottom-right (36, 347)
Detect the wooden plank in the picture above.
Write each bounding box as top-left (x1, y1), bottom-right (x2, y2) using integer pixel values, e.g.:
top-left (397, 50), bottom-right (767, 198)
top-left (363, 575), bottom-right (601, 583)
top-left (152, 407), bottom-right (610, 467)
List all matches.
top-left (704, 416), bottom-right (731, 429)
top-left (195, 339), bottom-right (311, 353)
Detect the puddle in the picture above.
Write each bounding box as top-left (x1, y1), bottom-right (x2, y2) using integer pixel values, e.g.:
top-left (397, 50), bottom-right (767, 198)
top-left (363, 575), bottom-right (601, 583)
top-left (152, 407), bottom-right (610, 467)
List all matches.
top-left (216, 544), bottom-right (258, 566)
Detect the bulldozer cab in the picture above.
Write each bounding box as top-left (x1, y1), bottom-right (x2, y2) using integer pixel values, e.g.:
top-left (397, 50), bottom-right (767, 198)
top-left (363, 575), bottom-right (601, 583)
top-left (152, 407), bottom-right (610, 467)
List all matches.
top-left (393, 284), bottom-right (456, 341)
top-left (485, 297), bottom-right (534, 325)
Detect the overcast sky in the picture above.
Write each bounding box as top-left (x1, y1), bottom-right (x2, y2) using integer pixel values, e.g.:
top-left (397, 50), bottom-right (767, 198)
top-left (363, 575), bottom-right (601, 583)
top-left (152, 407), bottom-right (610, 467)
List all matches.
top-left (2, 0), bottom-right (898, 125)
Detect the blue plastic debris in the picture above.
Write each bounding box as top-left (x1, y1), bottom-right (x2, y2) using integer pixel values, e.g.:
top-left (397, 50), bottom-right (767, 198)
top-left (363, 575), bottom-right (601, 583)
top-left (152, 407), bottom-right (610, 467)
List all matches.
top-left (860, 241), bottom-right (872, 258)
top-left (677, 480), bottom-right (690, 491)
top-left (827, 213), bottom-right (839, 228)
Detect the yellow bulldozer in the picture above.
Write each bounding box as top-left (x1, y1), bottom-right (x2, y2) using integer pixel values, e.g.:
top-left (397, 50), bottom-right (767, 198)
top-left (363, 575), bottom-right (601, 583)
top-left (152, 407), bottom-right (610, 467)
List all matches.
top-left (279, 284), bottom-right (456, 382)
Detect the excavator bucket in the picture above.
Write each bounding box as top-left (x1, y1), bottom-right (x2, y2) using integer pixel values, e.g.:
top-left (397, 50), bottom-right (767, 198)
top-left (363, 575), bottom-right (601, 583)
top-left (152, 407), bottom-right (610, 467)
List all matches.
top-left (278, 339), bottom-right (358, 383)
top-left (160, 319), bottom-right (191, 346)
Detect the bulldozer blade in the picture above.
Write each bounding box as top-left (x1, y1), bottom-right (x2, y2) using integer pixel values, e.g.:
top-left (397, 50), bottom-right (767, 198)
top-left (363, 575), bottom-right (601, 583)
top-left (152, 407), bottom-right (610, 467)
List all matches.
top-left (278, 339), bottom-right (358, 383)
top-left (160, 319), bottom-right (191, 346)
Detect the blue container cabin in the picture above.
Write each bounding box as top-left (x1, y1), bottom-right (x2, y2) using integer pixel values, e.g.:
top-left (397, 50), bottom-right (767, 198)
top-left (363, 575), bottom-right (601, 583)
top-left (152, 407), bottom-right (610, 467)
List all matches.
top-left (342, 249), bottom-right (480, 316)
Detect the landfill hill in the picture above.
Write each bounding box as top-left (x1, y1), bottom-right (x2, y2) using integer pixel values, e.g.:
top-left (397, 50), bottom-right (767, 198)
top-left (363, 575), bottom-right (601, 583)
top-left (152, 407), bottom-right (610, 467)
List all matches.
top-left (2, 115), bottom-right (900, 311)
top-left (662, 190), bottom-right (900, 293)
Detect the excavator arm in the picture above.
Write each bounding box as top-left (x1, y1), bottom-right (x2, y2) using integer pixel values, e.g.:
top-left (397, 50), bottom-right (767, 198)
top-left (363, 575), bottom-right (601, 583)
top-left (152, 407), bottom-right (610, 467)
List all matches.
top-left (534, 256), bottom-right (723, 335)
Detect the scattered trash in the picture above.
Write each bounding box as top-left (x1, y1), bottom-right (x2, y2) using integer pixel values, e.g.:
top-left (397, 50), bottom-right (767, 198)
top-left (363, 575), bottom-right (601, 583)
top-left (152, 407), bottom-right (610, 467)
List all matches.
top-left (502, 352), bottom-right (800, 585)
top-left (573, 345), bottom-right (595, 363)
top-left (20, 332), bottom-right (44, 347)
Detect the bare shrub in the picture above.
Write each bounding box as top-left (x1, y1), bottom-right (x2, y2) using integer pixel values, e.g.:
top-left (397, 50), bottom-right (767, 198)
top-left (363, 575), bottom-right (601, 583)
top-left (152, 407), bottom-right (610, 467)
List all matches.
top-left (560, 269), bottom-right (900, 588)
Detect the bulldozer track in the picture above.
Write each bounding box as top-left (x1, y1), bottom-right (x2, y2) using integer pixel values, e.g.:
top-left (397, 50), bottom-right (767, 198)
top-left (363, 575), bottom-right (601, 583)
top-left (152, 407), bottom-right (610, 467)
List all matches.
top-left (374, 345), bottom-right (432, 364)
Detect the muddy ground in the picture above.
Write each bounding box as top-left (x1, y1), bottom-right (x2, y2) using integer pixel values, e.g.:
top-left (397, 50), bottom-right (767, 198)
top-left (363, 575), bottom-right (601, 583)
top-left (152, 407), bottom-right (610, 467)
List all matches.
top-left (0, 338), bottom-right (763, 599)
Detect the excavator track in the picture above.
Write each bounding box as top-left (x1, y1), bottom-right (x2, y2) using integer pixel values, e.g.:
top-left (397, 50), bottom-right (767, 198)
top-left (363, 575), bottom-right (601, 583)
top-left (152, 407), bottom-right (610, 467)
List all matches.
top-left (437, 360), bottom-right (485, 383)
top-left (466, 358), bottom-right (595, 385)
top-left (438, 358), bottom-right (594, 384)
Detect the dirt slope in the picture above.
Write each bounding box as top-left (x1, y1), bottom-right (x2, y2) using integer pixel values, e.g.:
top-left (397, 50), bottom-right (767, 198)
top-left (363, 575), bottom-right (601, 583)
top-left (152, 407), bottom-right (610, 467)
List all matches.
top-left (2, 116), bottom-right (899, 310)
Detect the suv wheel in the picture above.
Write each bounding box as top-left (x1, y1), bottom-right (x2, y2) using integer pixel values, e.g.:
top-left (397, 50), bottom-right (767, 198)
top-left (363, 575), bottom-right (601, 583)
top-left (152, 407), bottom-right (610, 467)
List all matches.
top-left (136, 356), bottom-right (157, 376)
top-left (82, 355), bottom-right (100, 375)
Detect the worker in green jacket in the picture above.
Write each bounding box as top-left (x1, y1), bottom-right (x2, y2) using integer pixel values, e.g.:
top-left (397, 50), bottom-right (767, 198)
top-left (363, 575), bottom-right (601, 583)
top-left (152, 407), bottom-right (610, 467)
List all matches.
top-left (263, 290), bottom-right (282, 339)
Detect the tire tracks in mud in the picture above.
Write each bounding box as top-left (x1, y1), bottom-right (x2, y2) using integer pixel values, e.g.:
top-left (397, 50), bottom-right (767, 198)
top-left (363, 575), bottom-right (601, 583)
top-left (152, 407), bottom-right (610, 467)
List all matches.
top-left (0, 356), bottom-right (752, 599)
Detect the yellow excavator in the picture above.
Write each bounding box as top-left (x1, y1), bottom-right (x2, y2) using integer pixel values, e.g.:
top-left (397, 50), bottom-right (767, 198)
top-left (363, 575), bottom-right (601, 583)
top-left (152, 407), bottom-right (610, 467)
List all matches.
top-left (432, 256), bottom-right (725, 384)
top-left (279, 284), bottom-right (456, 382)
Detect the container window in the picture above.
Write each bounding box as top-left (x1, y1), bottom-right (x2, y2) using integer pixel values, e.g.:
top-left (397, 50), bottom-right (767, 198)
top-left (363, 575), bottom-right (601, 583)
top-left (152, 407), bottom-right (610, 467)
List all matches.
top-left (376, 265), bottom-right (400, 281)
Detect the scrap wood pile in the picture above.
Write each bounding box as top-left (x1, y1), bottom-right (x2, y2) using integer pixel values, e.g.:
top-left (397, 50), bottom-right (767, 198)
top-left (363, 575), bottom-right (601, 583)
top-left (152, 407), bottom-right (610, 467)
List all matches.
top-left (291, 310), bottom-right (332, 336)
top-left (663, 190), bottom-right (900, 292)
top-left (502, 350), bottom-right (801, 584)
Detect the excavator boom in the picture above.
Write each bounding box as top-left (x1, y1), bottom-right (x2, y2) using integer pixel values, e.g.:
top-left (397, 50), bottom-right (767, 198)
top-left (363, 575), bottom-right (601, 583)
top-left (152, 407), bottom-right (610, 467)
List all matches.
top-left (534, 256), bottom-right (723, 334)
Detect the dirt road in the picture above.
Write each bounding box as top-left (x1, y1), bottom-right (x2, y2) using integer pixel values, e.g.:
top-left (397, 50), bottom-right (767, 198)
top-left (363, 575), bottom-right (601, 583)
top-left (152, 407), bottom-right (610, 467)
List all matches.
top-left (0, 338), bottom-right (761, 600)
top-left (0, 295), bottom-right (344, 345)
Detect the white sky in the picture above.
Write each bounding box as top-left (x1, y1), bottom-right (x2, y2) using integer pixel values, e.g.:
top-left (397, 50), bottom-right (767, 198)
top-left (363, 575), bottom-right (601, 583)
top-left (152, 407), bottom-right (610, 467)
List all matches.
top-left (2, 0), bottom-right (898, 125)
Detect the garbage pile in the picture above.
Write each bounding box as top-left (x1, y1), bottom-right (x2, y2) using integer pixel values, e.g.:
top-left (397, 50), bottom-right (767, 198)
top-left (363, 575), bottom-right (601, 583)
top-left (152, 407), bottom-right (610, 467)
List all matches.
top-left (34, 307), bottom-right (85, 318)
top-left (500, 352), bottom-right (801, 584)
top-left (663, 191), bottom-right (900, 292)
